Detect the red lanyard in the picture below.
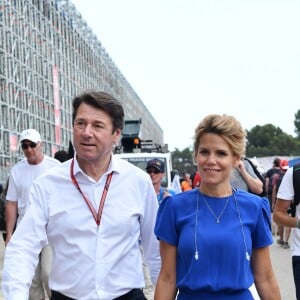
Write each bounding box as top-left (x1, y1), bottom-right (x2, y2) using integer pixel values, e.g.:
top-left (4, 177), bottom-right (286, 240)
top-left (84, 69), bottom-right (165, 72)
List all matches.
top-left (70, 159), bottom-right (113, 226)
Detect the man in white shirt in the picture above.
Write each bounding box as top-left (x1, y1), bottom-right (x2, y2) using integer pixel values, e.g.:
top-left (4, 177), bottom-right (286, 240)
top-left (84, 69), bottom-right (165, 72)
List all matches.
top-left (5, 128), bottom-right (60, 300)
top-left (2, 91), bottom-right (161, 300)
top-left (273, 163), bottom-right (300, 299)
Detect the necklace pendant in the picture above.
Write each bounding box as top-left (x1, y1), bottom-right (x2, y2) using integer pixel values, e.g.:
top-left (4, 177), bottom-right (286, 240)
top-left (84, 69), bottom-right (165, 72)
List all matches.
top-left (202, 194), bottom-right (230, 224)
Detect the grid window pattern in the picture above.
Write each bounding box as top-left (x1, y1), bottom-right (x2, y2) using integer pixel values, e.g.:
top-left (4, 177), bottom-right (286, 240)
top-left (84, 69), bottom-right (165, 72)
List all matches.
top-left (0, 0), bottom-right (163, 183)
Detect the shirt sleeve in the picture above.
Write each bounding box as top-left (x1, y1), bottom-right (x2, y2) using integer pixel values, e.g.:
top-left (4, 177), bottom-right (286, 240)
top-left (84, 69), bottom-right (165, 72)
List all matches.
top-left (252, 197), bottom-right (273, 248)
top-left (277, 168), bottom-right (294, 201)
top-left (154, 195), bottom-right (178, 246)
top-left (140, 180), bottom-right (161, 284)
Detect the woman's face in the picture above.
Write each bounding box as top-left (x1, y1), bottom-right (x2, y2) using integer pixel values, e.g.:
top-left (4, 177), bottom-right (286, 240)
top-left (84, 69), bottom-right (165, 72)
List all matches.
top-left (195, 133), bottom-right (240, 188)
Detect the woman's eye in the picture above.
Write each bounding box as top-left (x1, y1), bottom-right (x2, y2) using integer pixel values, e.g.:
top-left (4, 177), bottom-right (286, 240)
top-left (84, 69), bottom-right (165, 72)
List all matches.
top-left (199, 150), bottom-right (209, 155)
top-left (217, 151), bottom-right (227, 157)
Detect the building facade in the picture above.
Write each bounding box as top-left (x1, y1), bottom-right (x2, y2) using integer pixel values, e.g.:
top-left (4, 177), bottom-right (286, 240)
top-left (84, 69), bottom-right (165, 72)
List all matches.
top-left (0, 0), bottom-right (164, 183)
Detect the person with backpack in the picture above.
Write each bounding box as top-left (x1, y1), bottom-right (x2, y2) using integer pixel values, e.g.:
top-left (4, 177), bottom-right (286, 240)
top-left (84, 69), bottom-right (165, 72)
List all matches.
top-left (272, 159), bottom-right (290, 248)
top-left (265, 157), bottom-right (281, 211)
top-left (273, 162), bottom-right (300, 299)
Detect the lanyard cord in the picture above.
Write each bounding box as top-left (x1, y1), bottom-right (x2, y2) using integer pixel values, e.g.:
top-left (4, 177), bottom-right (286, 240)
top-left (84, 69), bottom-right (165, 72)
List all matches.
top-left (70, 159), bottom-right (113, 225)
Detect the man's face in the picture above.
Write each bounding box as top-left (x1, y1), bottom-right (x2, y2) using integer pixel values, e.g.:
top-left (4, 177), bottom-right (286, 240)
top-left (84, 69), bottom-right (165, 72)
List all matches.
top-left (73, 103), bottom-right (121, 163)
top-left (21, 140), bottom-right (43, 164)
top-left (146, 167), bottom-right (164, 185)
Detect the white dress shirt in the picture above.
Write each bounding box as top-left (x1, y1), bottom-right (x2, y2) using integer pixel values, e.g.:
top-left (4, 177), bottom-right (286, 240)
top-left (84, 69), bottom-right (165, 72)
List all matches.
top-left (2, 155), bottom-right (161, 300)
top-left (277, 167), bottom-right (300, 256)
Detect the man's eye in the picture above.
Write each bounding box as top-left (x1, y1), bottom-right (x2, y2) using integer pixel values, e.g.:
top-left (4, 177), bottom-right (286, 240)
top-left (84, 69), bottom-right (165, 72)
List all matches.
top-left (75, 121), bottom-right (85, 127)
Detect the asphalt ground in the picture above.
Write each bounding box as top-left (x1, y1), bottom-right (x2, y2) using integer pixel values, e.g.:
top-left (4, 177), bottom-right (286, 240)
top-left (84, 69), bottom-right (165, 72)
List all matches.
top-left (0, 235), bottom-right (296, 300)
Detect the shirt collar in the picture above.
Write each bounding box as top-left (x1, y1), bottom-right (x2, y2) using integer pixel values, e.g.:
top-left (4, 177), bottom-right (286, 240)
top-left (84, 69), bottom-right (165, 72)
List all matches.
top-left (73, 153), bottom-right (119, 178)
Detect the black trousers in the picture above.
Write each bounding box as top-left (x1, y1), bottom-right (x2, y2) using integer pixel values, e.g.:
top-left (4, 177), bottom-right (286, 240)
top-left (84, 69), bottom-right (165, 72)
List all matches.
top-left (51, 288), bottom-right (147, 300)
top-left (292, 255), bottom-right (300, 300)
top-left (114, 288), bottom-right (147, 300)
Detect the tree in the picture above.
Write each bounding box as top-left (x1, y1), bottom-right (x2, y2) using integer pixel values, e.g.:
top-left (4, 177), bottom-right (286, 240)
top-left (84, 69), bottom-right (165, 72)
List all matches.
top-left (246, 124), bottom-right (300, 157)
top-left (171, 147), bottom-right (194, 177)
top-left (246, 124), bottom-right (283, 148)
top-left (295, 109), bottom-right (300, 138)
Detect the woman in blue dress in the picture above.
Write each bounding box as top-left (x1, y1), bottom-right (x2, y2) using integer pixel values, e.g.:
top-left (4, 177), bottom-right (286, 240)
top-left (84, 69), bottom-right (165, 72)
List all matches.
top-left (154, 114), bottom-right (280, 300)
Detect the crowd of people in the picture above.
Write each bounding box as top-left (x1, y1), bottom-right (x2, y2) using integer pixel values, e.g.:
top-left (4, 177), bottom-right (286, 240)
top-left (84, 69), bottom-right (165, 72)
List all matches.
top-left (1, 90), bottom-right (300, 299)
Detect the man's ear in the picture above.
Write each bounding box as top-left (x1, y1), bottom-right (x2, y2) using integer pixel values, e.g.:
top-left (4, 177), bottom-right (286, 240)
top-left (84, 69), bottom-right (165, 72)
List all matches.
top-left (113, 129), bottom-right (122, 144)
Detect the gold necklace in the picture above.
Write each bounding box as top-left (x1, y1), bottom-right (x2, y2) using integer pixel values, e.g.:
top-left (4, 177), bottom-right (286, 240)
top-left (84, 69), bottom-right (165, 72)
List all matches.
top-left (202, 194), bottom-right (230, 223)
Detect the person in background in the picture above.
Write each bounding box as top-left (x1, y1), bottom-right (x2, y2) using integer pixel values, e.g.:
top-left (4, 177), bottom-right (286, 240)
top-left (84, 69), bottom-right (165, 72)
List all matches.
top-left (230, 157), bottom-right (263, 195)
top-left (154, 113), bottom-right (280, 299)
top-left (170, 170), bottom-right (182, 194)
top-left (0, 178), bottom-right (9, 240)
top-left (181, 172), bottom-right (192, 192)
top-left (146, 158), bottom-right (176, 205)
top-left (143, 158), bottom-right (176, 300)
top-left (2, 91), bottom-right (161, 300)
top-left (273, 162), bottom-right (300, 299)
top-left (265, 157), bottom-right (281, 210)
top-left (5, 128), bottom-right (60, 300)
top-left (272, 159), bottom-right (290, 249)
top-left (54, 149), bottom-right (70, 163)
top-left (192, 170), bottom-right (201, 188)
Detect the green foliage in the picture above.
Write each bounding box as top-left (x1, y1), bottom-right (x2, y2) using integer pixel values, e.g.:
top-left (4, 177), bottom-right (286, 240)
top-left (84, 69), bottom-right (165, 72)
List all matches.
top-left (172, 147), bottom-right (195, 176)
top-left (246, 124), bottom-right (300, 157)
top-left (295, 109), bottom-right (300, 138)
top-left (246, 124), bottom-right (283, 148)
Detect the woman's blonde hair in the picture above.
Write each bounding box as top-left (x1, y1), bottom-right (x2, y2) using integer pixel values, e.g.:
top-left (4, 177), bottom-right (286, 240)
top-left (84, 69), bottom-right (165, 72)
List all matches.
top-left (193, 114), bottom-right (246, 160)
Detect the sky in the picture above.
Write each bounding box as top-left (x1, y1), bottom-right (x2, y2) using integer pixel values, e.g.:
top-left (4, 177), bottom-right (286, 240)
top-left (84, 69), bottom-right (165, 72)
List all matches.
top-left (71, 0), bottom-right (300, 151)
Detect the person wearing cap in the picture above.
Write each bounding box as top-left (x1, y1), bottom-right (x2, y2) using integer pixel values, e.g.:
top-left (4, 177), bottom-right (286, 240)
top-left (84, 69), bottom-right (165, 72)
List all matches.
top-left (265, 157), bottom-right (281, 211)
top-left (144, 159), bottom-right (176, 299)
top-left (272, 159), bottom-right (291, 249)
top-left (272, 159), bottom-right (289, 211)
top-left (5, 128), bottom-right (60, 300)
top-left (146, 158), bottom-right (176, 205)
